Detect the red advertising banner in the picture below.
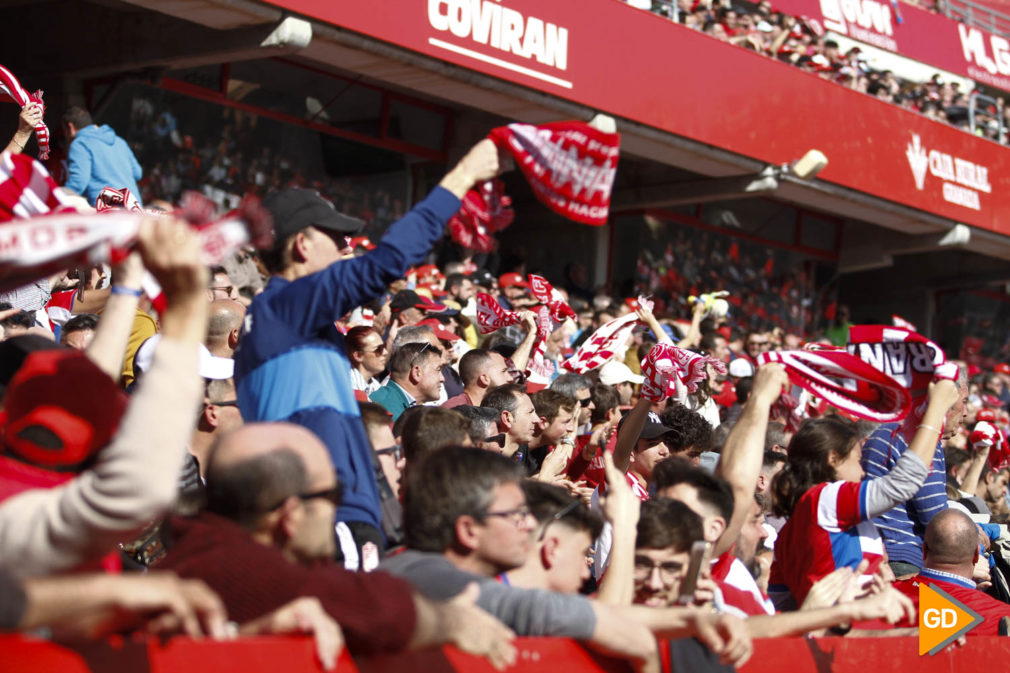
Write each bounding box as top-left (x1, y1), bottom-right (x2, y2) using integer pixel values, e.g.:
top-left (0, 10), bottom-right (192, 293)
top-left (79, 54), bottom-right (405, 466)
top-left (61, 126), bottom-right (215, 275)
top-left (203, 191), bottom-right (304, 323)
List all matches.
top-left (263, 0), bottom-right (1010, 235)
top-left (769, 0), bottom-right (1010, 93)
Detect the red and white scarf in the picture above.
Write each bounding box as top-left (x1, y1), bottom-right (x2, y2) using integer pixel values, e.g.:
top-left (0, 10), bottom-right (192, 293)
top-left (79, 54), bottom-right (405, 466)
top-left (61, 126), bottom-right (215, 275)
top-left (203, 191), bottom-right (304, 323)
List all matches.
top-left (449, 121), bottom-right (620, 251)
top-left (0, 64), bottom-right (50, 160)
top-left (756, 349), bottom-right (911, 423)
top-left (640, 343), bottom-right (726, 403)
top-left (475, 276), bottom-right (575, 379)
top-left (846, 325), bottom-right (958, 429)
top-left (446, 179), bottom-right (513, 253)
top-left (0, 151), bottom-right (272, 297)
top-left (563, 296), bottom-right (652, 374)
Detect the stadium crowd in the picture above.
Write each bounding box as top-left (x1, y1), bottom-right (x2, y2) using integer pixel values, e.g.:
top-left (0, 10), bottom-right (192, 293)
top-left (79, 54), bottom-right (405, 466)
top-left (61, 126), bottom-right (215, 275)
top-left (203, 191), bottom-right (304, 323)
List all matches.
top-left (3, 97), bottom-right (1010, 672)
top-left (628, 0), bottom-right (1007, 143)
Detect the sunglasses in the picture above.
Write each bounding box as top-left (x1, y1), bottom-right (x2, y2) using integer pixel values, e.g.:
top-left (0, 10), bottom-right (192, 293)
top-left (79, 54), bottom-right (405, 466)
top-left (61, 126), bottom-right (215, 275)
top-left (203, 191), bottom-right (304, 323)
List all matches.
top-left (366, 343), bottom-right (386, 354)
top-left (209, 399), bottom-right (240, 408)
top-left (578, 397), bottom-right (592, 408)
top-left (483, 433), bottom-right (506, 448)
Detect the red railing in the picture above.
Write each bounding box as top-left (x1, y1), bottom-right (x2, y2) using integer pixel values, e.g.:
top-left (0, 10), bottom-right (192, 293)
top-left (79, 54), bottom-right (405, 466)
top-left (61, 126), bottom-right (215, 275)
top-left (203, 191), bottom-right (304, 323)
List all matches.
top-left (5, 634), bottom-right (1010, 672)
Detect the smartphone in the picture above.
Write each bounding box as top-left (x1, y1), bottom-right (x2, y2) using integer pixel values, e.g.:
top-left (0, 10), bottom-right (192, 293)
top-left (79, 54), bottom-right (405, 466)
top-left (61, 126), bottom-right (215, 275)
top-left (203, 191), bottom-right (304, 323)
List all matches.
top-left (677, 541), bottom-right (712, 605)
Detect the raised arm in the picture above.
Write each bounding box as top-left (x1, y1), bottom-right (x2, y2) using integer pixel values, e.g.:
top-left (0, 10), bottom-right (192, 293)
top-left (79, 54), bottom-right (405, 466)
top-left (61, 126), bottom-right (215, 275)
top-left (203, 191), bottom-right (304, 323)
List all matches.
top-left (84, 252), bottom-right (144, 379)
top-left (0, 217), bottom-right (208, 576)
top-left (714, 363), bottom-right (788, 557)
top-left (509, 311), bottom-right (538, 374)
top-left (861, 380), bottom-right (960, 521)
top-left (4, 103), bottom-right (41, 155)
top-left (614, 396), bottom-right (652, 474)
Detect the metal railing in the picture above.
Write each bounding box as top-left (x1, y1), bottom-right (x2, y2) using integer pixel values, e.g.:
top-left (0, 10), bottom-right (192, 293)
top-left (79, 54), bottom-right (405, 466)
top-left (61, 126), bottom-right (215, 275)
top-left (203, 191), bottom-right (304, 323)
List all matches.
top-left (968, 91), bottom-right (1007, 142)
top-left (942, 0), bottom-right (1010, 38)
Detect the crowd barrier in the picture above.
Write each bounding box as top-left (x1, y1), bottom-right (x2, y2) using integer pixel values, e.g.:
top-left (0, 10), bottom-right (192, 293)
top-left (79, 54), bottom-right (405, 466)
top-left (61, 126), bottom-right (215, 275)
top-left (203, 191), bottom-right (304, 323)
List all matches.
top-left (4, 634), bottom-right (1010, 672)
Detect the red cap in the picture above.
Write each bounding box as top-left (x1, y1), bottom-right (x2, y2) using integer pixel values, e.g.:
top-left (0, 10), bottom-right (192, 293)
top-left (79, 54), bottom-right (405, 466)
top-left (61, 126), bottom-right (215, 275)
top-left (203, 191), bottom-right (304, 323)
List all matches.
top-left (2, 350), bottom-right (128, 472)
top-left (983, 394), bottom-right (1003, 408)
top-left (418, 319), bottom-right (460, 342)
top-left (978, 408), bottom-right (997, 422)
top-left (415, 264), bottom-right (442, 279)
top-left (996, 363), bottom-right (1010, 375)
top-left (349, 236), bottom-right (376, 251)
top-left (498, 272), bottom-right (528, 289)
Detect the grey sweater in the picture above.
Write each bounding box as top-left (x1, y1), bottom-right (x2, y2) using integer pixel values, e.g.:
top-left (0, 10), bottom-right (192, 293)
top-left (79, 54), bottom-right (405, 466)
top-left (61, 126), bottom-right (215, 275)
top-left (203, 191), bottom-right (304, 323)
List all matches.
top-left (382, 550), bottom-right (597, 639)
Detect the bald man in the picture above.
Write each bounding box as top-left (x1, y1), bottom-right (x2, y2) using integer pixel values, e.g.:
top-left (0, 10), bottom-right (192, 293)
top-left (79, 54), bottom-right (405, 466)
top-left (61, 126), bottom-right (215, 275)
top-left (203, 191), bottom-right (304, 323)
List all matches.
top-left (875, 509), bottom-right (1010, 635)
top-left (205, 299), bottom-right (245, 358)
top-left (159, 423), bottom-right (515, 663)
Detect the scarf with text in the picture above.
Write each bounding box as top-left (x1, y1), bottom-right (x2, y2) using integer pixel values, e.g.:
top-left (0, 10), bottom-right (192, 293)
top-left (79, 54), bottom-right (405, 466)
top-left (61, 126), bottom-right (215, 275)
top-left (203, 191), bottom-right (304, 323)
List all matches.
top-left (640, 343), bottom-right (727, 403)
top-left (0, 64), bottom-right (49, 160)
top-left (475, 276), bottom-right (574, 379)
top-left (846, 325), bottom-right (958, 430)
top-left (448, 121), bottom-right (619, 251)
top-left (0, 151), bottom-right (272, 296)
top-left (756, 349), bottom-right (911, 423)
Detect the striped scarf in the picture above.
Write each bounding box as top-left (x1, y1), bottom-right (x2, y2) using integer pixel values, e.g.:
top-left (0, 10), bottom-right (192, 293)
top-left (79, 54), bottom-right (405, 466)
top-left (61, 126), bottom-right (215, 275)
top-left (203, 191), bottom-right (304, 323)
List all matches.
top-left (0, 64), bottom-right (50, 160)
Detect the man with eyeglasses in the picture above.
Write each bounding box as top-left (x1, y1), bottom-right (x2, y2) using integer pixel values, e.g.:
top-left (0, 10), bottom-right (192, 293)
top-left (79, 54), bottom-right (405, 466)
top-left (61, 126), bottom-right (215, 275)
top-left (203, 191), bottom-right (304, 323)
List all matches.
top-left (234, 139), bottom-right (501, 561)
top-left (383, 446), bottom-right (754, 669)
top-left (159, 423), bottom-right (517, 666)
top-left (369, 342), bottom-right (445, 421)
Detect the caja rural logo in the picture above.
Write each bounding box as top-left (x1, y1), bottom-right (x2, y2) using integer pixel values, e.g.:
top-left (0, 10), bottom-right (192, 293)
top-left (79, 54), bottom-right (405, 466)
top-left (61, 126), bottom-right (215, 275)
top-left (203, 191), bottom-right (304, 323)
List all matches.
top-left (917, 582), bottom-right (983, 655)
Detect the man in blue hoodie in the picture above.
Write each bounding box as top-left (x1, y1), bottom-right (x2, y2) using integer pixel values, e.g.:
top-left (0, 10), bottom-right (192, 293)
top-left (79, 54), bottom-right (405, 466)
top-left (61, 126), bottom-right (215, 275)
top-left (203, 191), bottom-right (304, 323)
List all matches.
top-left (234, 138), bottom-right (500, 565)
top-left (62, 106), bottom-right (142, 205)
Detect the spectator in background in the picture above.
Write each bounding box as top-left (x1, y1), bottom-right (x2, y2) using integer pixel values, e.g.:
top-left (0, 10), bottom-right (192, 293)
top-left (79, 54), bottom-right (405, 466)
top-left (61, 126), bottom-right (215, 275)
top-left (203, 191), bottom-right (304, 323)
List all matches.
top-left (346, 326), bottom-right (388, 398)
top-left (207, 267), bottom-right (240, 302)
top-left (62, 106), bottom-right (143, 206)
top-left (599, 361), bottom-right (644, 407)
top-left (4, 103), bottom-right (42, 155)
top-left (205, 300), bottom-right (245, 359)
top-left (59, 313), bottom-right (99, 350)
top-left (454, 405), bottom-right (506, 452)
top-left (369, 343), bottom-right (444, 421)
top-left (443, 349), bottom-right (513, 408)
top-left (481, 383), bottom-right (540, 462)
top-left (550, 373), bottom-right (595, 434)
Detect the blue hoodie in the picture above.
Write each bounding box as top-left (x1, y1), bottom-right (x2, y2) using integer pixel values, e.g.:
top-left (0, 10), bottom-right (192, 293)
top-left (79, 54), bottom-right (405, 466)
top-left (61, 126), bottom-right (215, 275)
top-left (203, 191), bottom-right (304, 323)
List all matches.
top-left (65, 125), bottom-right (143, 205)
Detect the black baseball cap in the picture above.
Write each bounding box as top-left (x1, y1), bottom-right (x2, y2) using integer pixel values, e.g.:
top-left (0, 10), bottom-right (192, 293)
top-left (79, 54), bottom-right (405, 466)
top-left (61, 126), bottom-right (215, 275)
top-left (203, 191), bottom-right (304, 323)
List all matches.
top-left (617, 410), bottom-right (674, 441)
top-left (263, 189), bottom-right (364, 245)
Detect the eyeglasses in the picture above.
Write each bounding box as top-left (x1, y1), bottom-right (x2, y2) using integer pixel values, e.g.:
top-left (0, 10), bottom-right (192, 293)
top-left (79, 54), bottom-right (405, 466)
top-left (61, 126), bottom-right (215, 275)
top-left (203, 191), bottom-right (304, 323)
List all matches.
top-left (578, 397), bottom-right (592, 408)
top-left (267, 483), bottom-right (343, 511)
top-left (633, 557), bottom-right (683, 583)
top-left (481, 505), bottom-right (533, 528)
top-left (375, 444), bottom-right (402, 461)
top-left (209, 399), bottom-right (240, 408)
top-left (211, 285), bottom-right (235, 296)
top-left (537, 499), bottom-right (582, 542)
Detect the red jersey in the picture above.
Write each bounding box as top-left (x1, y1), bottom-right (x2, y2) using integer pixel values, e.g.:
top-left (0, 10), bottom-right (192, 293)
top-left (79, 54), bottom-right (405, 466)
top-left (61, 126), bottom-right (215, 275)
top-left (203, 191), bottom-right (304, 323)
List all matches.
top-left (769, 480), bottom-right (883, 606)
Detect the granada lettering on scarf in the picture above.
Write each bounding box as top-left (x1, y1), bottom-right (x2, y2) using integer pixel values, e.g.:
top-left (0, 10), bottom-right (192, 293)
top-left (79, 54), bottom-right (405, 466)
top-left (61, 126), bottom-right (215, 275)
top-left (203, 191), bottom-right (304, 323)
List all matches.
top-left (0, 64), bottom-right (50, 160)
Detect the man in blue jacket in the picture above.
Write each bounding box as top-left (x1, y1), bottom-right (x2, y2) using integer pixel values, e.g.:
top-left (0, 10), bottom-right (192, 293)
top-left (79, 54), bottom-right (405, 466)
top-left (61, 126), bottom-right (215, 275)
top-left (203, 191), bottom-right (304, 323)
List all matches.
top-left (62, 107), bottom-right (143, 205)
top-left (234, 139), bottom-right (500, 563)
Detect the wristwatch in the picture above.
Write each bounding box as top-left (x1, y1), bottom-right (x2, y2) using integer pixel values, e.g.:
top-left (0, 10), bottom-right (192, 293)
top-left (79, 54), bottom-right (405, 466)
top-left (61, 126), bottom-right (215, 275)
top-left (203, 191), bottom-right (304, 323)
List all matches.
top-left (560, 437), bottom-right (575, 446)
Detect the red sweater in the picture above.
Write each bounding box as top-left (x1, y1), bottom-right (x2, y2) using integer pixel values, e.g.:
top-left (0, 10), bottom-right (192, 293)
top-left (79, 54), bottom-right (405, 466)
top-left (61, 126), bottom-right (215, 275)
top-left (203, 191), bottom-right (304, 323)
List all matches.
top-left (158, 512), bottom-right (417, 654)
